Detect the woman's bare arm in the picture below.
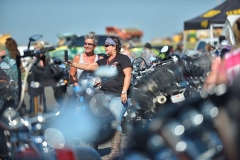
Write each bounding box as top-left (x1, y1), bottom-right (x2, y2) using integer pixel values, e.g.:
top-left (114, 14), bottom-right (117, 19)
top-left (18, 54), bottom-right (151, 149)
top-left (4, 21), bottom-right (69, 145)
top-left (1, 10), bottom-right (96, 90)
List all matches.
top-left (121, 67), bottom-right (132, 103)
top-left (69, 55), bottom-right (80, 86)
top-left (71, 61), bottom-right (99, 71)
top-left (122, 67), bottom-right (132, 93)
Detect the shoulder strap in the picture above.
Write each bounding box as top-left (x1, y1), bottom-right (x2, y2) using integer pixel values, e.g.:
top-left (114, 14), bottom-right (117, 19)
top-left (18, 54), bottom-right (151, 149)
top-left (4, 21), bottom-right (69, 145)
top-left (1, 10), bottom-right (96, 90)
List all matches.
top-left (79, 54), bottom-right (84, 63)
top-left (95, 55), bottom-right (99, 61)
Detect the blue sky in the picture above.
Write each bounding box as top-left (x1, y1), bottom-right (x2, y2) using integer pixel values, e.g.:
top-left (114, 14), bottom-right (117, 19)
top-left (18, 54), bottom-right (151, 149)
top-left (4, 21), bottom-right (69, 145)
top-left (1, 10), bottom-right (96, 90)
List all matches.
top-left (0, 0), bottom-right (225, 45)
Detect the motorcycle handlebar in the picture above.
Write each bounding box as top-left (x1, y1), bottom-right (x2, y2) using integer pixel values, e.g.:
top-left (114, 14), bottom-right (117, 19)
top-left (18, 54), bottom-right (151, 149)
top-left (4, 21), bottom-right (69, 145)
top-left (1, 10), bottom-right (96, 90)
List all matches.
top-left (157, 59), bottom-right (173, 66)
top-left (140, 65), bottom-right (155, 74)
top-left (0, 111), bottom-right (60, 131)
top-left (132, 64), bottom-right (154, 75)
top-left (23, 46), bottom-right (56, 57)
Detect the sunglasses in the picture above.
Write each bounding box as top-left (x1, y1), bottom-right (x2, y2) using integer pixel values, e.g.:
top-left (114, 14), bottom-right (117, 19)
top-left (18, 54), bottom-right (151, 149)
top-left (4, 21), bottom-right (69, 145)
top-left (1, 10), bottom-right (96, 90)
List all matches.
top-left (84, 42), bottom-right (95, 46)
top-left (105, 44), bottom-right (115, 48)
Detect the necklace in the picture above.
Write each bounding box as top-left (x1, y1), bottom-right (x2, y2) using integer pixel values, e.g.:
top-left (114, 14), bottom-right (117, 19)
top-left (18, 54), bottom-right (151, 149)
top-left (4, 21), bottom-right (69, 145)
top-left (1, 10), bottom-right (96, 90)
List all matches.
top-left (83, 53), bottom-right (96, 64)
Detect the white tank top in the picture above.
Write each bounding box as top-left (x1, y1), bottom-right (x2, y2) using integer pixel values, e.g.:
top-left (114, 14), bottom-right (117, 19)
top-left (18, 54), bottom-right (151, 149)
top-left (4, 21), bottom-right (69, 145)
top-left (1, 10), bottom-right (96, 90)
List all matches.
top-left (76, 54), bottom-right (99, 79)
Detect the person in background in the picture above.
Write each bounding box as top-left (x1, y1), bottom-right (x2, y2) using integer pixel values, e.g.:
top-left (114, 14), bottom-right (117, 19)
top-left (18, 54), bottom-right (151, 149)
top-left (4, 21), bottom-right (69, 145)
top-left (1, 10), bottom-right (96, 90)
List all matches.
top-left (204, 43), bottom-right (215, 56)
top-left (4, 38), bottom-right (25, 82)
top-left (203, 18), bottom-right (240, 160)
top-left (67, 36), bottom-right (132, 160)
top-left (27, 41), bottom-right (47, 113)
top-left (219, 35), bottom-right (227, 46)
top-left (140, 42), bottom-right (156, 65)
top-left (0, 44), bottom-right (6, 59)
top-left (215, 35), bottom-right (229, 56)
top-left (121, 42), bottom-right (134, 61)
top-left (173, 41), bottom-right (184, 57)
top-left (204, 18), bottom-right (240, 89)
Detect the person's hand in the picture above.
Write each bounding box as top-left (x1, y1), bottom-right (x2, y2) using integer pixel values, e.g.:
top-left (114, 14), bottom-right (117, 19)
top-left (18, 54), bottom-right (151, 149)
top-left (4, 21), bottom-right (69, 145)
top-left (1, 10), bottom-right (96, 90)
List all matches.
top-left (121, 93), bottom-right (127, 104)
top-left (204, 57), bottom-right (221, 89)
top-left (94, 81), bottom-right (101, 87)
top-left (0, 50), bottom-right (6, 58)
top-left (64, 60), bottom-right (73, 66)
top-left (21, 67), bottom-right (25, 73)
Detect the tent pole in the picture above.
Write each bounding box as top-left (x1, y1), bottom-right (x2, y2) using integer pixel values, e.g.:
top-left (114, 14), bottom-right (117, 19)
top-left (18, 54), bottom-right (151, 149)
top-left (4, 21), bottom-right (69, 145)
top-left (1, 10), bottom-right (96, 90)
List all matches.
top-left (183, 30), bottom-right (187, 50)
top-left (210, 24), bottom-right (213, 46)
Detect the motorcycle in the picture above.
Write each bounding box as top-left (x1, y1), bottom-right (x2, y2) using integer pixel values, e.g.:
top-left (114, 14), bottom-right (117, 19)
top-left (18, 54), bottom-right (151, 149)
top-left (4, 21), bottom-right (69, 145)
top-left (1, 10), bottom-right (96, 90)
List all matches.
top-left (0, 61), bottom-right (19, 109)
top-left (0, 61), bottom-right (18, 158)
top-left (52, 51), bottom-right (71, 105)
top-left (123, 95), bottom-right (225, 160)
top-left (130, 46), bottom-right (170, 87)
top-left (123, 47), bottom-right (212, 132)
top-left (69, 70), bottom-right (102, 112)
top-left (0, 105), bottom-right (106, 160)
top-left (131, 57), bottom-right (154, 86)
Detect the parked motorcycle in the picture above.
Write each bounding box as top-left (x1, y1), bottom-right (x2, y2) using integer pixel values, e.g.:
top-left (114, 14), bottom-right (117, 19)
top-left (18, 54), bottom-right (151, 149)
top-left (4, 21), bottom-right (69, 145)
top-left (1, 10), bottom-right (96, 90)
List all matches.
top-left (123, 46), bottom-right (212, 133)
top-left (0, 61), bottom-right (19, 109)
top-left (70, 70), bottom-right (102, 112)
top-left (0, 61), bottom-right (19, 158)
top-left (52, 50), bottom-right (71, 105)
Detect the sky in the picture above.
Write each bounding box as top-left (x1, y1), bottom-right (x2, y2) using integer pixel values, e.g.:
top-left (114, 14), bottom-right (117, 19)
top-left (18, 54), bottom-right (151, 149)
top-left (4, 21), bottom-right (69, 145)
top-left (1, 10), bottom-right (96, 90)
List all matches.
top-left (0, 0), bottom-right (225, 45)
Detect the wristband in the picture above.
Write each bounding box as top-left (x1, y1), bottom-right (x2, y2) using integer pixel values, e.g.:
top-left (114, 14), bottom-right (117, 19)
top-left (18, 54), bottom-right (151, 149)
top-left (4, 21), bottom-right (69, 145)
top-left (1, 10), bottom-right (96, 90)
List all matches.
top-left (121, 91), bottom-right (127, 94)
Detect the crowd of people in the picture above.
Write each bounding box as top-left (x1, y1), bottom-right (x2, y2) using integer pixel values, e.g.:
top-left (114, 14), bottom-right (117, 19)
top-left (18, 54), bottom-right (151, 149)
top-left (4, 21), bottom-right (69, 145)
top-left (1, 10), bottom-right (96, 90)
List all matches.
top-left (1, 17), bottom-right (240, 159)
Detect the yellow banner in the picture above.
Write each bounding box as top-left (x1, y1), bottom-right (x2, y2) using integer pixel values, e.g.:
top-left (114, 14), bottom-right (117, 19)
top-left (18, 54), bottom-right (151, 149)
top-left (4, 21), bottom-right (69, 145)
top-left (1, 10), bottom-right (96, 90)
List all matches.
top-left (202, 10), bottom-right (221, 18)
top-left (201, 20), bottom-right (208, 28)
top-left (226, 9), bottom-right (240, 16)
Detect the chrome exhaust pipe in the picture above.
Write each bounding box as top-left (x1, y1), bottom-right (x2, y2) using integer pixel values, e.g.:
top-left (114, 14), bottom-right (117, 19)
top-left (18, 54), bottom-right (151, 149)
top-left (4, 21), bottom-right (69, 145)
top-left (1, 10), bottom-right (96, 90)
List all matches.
top-left (156, 95), bottom-right (167, 104)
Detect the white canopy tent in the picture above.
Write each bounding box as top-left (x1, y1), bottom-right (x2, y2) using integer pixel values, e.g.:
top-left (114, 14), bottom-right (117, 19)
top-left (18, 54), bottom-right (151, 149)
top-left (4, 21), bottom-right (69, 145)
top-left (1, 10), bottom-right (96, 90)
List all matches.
top-left (221, 15), bottom-right (240, 46)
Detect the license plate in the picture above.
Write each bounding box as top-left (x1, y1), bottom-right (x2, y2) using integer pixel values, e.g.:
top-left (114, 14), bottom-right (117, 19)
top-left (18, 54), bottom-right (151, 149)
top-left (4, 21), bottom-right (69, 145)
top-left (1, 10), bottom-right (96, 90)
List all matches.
top-left (171, 93), bottom-right (185, 103)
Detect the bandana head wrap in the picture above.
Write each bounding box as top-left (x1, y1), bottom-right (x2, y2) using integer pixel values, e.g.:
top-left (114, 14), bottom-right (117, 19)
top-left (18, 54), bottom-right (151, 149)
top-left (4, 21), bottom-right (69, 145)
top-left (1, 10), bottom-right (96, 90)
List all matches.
top-left (105, 38), bottom-right (116, 46)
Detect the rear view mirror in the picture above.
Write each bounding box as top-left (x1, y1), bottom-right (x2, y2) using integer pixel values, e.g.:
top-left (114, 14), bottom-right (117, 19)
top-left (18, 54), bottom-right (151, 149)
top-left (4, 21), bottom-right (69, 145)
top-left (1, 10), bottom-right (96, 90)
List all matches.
top-left (27, 34), bottom-right (43, 49)
top-left (29, 34), bottom-right (43, 42)
top-left (161, 46), bottom-right (169, 53)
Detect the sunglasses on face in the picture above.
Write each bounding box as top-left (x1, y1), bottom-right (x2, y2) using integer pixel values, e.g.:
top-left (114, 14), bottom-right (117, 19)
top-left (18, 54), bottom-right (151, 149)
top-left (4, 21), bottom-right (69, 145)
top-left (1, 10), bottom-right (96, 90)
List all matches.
top-left (105, 44), bottom-right (115, 48)
top-left (84, 42), bottom-right (95, 46)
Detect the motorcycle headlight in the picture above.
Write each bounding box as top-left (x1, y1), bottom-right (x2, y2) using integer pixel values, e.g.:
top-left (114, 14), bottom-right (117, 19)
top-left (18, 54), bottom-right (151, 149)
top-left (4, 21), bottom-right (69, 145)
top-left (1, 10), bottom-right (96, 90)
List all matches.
top-left (44, 128), bottom-right (65, 149)
top-left (2, 107), bottom-right (19, 125)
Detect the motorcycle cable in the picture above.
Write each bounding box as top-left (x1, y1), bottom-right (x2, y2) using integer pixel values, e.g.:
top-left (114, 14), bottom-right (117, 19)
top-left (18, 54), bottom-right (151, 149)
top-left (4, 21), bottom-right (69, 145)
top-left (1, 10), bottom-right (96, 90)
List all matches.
top-left (16, 46), bottom-right (61, 112)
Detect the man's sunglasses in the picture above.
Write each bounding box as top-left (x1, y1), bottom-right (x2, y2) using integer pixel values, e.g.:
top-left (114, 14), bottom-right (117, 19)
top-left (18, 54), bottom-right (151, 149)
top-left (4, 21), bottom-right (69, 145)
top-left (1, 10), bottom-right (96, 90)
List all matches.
top-left (84, 43), bottom-right (95, 46)
top-left (105, 44), bottom-right (115, 47)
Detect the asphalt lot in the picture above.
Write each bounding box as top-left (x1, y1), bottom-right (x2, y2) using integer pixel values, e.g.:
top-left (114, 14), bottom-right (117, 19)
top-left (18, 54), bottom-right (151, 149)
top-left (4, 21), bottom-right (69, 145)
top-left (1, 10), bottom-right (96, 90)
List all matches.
top-left (23, 87), bottom-right (133, 157)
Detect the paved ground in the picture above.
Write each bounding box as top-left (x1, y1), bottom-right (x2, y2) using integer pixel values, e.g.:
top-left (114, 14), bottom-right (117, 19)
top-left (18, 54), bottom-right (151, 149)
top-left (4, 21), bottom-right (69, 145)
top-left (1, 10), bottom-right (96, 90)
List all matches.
top-left (23, 87), bottom-right (133, 157)
top-left (23, 87), bottom-right (59, 112)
